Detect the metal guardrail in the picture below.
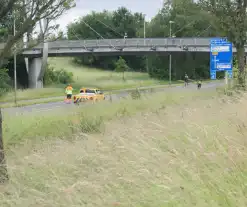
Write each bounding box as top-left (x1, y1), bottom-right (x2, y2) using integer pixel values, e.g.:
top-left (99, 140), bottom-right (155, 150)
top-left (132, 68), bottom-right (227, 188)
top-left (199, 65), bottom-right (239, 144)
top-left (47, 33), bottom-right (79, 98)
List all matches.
top-left (2, 37), bottom-right (244, 50)
top-left (44, 38), bottom-right (212, 49)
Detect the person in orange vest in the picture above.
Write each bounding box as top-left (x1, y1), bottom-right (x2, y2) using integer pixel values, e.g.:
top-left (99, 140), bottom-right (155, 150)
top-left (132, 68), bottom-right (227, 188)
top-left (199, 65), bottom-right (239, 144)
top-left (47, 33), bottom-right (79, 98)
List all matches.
top-left (65, 84), bottom-right (73, 101)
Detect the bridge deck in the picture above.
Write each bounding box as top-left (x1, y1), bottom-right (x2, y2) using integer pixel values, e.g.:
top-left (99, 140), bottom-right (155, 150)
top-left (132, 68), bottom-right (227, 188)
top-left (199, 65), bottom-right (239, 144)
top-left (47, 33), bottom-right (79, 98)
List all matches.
top-left (1, 38), bottom-right (246, 57)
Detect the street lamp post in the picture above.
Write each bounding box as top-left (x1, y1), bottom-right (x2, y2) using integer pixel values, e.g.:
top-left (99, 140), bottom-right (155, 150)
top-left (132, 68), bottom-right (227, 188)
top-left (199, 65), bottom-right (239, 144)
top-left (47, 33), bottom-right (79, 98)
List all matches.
top-left (169, 20), bottom-right (174, 85)
top-left (144, 14), bottom-right (148, 73)
top-left (13, 11), bottom-right (17, 105)
top-left (144, 14), bottom-right (146, 42)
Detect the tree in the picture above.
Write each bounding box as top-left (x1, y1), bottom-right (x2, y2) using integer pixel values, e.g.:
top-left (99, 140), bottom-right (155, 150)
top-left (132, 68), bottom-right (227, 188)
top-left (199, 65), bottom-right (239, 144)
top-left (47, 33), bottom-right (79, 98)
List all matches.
top-left (144, 0), bottom-right (216, 80)
top-left (199, 0), bottom-right (247, 86)
top-left (0, 0), bottom-right (75, 66)
top-left (115, 56), bottom-right (129, 80)
top-left (67, 7), bottom-right (145, 72)
top-left (0, 68), bottom-right (11, 96)
top-left (65, 1), bottom-right (231, 81)
top-left (48, 31), bottom-right (67, 41)
top-left (112, 7), bottom-right (141, 38)
top-left (68, 10), bottom-right (115, 40)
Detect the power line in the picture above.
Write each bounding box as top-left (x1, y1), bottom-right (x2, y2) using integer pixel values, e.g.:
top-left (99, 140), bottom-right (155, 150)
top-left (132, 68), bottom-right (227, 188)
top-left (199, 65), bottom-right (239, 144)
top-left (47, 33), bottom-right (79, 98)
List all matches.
top-left (195, 25), bottom-right (212, 37)
top-left (171, 20), bottom-right (196, 37)
top-left (79, 18), bottom-right (118, 50)
top-left (94, 18), bottom-right (124, 38)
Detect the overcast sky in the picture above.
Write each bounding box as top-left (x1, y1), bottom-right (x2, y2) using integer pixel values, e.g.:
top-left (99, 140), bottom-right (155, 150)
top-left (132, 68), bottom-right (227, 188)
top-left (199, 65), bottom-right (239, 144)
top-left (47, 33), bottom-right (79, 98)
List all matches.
top-left (55, 0), bottom-right (164, 32)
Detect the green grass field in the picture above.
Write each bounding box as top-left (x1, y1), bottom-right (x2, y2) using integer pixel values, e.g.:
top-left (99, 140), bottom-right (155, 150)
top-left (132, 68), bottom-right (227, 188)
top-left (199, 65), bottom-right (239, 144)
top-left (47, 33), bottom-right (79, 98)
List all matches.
top-left (2, 88), bottom-right (247, 206)
top-left (0, 57), bottom-right (176, 103)
top-left (48, 57), bottom-right (171, 90)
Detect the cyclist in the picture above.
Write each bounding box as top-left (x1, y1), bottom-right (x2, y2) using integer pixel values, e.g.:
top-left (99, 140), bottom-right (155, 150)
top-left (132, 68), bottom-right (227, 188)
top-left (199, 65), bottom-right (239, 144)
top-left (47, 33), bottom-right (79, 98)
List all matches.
top-left (197, 79), bottom-right (202, 89)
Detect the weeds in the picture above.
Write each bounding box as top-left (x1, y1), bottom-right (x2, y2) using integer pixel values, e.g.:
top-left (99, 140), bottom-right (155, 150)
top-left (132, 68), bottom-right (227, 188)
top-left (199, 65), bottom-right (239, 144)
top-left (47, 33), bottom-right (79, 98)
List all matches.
top-left (130, 88), bottom-right (141, 99)
top-left (3, 90), bottom-right (216, 147)
top-left (1, 89), bottom-right (247, 206)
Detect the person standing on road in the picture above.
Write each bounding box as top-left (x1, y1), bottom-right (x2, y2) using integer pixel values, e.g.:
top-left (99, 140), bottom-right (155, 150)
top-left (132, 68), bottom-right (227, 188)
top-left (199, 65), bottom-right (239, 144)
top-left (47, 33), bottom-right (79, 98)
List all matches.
top-left (184, 73), bottom-right (189, 87)
top-left (65, 84), bottom-right (73, 102)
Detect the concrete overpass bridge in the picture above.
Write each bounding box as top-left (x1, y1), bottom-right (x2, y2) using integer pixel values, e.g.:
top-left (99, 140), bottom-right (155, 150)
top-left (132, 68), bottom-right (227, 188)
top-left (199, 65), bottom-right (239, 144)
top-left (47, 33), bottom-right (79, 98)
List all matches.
top-left (21, 37), bottom-right (246, 57)
top-left (0, 37), bottom-right (245, 88)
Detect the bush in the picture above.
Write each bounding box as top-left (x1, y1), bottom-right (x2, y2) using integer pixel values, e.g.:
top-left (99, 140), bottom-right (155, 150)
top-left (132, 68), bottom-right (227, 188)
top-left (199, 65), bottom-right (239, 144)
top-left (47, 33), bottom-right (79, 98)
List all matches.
top-left (0, 68), bottom-right (11, 96)
top-left (130, 88), bottom-right (141, 99)
top-left (44, 64), bottom-right (74, 85)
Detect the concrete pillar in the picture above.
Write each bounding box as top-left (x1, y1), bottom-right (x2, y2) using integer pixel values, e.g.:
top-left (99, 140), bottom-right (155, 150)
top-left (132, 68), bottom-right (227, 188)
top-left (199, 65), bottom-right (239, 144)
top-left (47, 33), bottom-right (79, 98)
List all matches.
top-left (28, 57), bottom-right (43, 88)
top-left (24, 58), bottom-right (29, 73)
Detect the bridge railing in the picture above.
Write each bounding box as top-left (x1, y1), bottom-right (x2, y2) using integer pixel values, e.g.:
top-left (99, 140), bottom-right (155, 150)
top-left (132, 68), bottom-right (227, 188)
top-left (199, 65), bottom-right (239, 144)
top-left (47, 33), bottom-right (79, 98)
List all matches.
top-left (44, 38), bottom-right (212, 49)
top-left (0, 37), bottom-right (234, 52)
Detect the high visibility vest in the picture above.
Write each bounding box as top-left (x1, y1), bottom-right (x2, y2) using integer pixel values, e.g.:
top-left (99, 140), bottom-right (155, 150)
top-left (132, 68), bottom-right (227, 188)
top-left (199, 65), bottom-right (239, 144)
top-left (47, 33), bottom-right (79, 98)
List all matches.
top-left (65, 86), bottom-right (73, 94)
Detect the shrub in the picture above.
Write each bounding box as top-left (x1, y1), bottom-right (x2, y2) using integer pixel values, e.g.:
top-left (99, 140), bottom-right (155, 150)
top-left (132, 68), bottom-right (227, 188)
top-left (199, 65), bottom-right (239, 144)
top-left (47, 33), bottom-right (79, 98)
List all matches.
top-left (130, 88), bottom-right (141, 100)
top-left (0, 68), bottom-right (11, 96)
top-left (44, 64), bottom-right (74, 85)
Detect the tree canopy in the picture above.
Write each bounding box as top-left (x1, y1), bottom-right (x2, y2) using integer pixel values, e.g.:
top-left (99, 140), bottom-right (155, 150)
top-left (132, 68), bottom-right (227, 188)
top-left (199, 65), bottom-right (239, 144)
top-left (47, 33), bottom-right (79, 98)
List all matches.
top-left (1, 0), bottom-right (247, 85)
top-left (0, 0), bottom-right (75, 65)
top-left (67, 1), bottom-right (222, 80)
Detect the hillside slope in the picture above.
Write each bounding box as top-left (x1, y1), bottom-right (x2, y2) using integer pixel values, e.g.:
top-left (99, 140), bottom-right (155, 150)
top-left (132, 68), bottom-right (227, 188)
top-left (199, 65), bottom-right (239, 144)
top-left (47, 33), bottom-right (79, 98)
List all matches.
top-left (1, 91), bottom-right (247, 206)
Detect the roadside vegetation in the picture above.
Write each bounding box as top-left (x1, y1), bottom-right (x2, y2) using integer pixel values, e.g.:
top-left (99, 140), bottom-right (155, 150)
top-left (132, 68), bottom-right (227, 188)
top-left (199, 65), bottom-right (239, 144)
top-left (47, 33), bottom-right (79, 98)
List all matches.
top-left (1, 0), bottom-right (245, 104)
top-left (1, 88), bottom-right (247, 206)
top-left (0, 57), bottom-right (179, 104)
top-left (1, 0), bottom-right (247, 206)
top-left (47, 57), bottom-right (174, 90)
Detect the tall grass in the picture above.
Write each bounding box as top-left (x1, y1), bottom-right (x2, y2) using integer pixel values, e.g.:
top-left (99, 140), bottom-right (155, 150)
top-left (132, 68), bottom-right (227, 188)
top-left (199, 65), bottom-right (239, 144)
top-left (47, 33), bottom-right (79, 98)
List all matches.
top-left (1, 89), bottom-right (246, 206)
top-left (3, 90), bottom-right (215, 146)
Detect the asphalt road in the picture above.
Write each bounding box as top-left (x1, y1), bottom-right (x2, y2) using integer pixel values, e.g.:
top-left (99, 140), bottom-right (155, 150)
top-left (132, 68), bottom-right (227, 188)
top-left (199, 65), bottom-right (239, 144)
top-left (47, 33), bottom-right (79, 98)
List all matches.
top-left (2, 81), bottom-right (224, 115)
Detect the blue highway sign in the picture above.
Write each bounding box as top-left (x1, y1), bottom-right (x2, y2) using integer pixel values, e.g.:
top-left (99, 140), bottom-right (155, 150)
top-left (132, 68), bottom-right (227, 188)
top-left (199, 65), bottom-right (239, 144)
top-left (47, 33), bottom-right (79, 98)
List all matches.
top-left (210, 38), bottom-right (233, 80)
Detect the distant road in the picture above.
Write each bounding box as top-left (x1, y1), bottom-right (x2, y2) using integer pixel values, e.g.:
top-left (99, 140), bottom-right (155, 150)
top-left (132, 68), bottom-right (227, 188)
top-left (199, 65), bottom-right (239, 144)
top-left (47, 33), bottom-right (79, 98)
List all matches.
top-left (2, 81), bottom-right (223, 115)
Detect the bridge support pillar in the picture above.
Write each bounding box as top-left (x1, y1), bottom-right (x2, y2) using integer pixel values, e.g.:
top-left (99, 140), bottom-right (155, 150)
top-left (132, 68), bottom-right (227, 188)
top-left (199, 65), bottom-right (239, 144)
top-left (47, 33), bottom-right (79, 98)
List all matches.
top-left (28, 57), bottom-right (43, 88)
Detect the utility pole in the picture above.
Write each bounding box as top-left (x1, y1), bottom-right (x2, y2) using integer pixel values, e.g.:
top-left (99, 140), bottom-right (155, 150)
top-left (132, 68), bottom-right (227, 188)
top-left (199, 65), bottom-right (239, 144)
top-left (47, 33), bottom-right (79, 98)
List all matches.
top-left (144, 14), bottom-right (149, 73)
top-left (169, 21), bottom-right (174, 85)
top-left (13, 11), bottom-right (17, 105)
top-left (144, 14), bottom-right (146, 41)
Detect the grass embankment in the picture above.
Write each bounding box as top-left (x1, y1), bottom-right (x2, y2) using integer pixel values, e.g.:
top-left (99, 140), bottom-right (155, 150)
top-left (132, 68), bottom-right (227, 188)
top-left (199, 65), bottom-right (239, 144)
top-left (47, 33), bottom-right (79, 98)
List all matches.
top-left (1, 88), bottom-right (246, 206)
top-left (0, 57), bottom-right (178, 104)
top-left (0, 97), bottom-right (63, 108)
top-left (48, 57), bottom-right (175, 90)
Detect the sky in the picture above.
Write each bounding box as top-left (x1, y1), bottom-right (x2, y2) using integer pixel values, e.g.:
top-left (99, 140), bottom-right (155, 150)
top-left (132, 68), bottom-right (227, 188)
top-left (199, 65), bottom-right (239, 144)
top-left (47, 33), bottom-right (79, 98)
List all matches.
top-left (55, 0), bottom-right (164, 32)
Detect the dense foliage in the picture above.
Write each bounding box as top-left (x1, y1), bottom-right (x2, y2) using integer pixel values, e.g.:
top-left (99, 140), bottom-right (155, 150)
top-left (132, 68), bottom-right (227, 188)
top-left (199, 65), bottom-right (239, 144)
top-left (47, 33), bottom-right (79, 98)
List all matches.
top-left (44, 64), bottom-right (74, 85)
top-left (1, 0), bottom-right (247, 88)
top-left (67, 2), bottom-right (221, 80)
top-left (0, 68), bottom-right (11, 96)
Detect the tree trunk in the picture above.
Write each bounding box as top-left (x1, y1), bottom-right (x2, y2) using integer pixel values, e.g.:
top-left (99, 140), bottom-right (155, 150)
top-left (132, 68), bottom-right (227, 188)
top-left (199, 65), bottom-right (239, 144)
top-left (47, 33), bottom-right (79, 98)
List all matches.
top-left (0, 109), bottom-right (8, 183)
top-left (236, 45), bottom-right (246, 87)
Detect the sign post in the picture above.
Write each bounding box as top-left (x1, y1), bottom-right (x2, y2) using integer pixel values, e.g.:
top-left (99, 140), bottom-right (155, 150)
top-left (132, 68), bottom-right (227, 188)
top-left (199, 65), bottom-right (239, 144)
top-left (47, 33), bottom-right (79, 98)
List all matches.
top-left (210, 38), bottom-right (233, 85)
